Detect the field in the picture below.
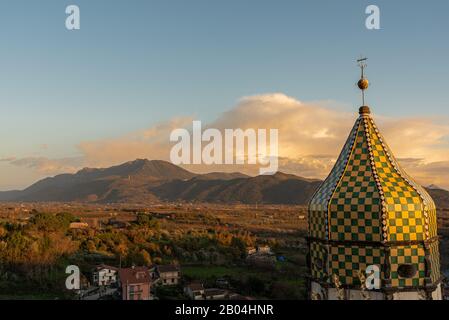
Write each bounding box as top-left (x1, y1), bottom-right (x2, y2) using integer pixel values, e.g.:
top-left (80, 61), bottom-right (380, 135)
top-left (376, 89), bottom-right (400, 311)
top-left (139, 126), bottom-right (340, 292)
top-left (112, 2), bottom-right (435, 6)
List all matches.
top-left (1, 202), bottom-right (448, 300)
top-left (0, 202), bottom-right (309, 300)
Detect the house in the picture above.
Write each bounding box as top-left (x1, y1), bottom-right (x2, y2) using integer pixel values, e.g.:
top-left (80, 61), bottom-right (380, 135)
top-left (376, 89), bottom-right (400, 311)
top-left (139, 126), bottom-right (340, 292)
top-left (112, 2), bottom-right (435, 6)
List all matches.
top-left (246, 245), bottom-right (276, 267)
top-left (257, 245), bottom-right (272, 254)
top-left (246, 247), bottom-right (257, 256)
top-left (69, 222), bottom-right (89, 229)
top-left (92, 265), bottom-right (118, 286)
top-left (184, 282), bottom-right (205, 300)
top-left (156, 264), bottom-right (181, 286)
top-left (203, 288), bottom-right (227, 300)
top-left (118, 266), bottom-right (152, 300)
top-left (247, 253), bottom-right (276, 266)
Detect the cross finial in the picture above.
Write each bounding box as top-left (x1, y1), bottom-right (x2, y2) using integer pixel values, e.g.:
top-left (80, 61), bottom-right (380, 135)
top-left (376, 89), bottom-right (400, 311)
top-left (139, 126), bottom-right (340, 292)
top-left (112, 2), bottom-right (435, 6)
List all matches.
top-left (356, 57), bottom-right (369, 106)
top-left (357, 56), bottom-right (368, 78)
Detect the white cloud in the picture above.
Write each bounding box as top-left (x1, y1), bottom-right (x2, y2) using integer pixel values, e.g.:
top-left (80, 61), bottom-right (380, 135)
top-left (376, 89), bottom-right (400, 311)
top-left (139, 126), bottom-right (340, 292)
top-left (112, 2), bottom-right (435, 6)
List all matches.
top-left (9, 157), bottom-right (84, 175)
top-left (3, 93), bottom-right (449, 189)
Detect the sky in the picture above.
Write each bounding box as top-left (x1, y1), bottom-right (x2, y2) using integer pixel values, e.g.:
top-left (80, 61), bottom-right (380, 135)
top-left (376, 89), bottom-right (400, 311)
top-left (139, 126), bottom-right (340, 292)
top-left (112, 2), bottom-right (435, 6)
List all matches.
top-left (0, 0), bottom-right (449, 190)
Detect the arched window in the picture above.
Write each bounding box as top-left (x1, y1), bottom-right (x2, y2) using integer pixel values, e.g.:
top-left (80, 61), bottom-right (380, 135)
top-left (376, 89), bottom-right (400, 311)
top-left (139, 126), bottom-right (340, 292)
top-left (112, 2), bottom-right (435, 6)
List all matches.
top-left (397, 264), bottom-right (417, 278)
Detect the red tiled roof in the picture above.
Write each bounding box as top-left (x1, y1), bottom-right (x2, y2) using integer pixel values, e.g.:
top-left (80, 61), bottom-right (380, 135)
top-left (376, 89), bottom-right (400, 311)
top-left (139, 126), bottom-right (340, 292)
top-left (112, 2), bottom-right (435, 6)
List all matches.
top-left (119, 267), bottom-right (151, 285)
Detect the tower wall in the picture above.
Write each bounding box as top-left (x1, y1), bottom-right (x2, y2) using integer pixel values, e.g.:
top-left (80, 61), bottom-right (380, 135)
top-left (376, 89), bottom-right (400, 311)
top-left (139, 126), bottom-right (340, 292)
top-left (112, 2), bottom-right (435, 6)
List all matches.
top-left (310, 280), bottom-right (443, 300)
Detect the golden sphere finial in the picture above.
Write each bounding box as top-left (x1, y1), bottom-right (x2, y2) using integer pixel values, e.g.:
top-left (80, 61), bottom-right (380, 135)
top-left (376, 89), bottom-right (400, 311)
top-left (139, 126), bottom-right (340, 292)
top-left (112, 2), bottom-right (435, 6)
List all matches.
top-left (358, 78), bottom-right (369, 90)
top-left (356, 57), bottom-right (369, 106)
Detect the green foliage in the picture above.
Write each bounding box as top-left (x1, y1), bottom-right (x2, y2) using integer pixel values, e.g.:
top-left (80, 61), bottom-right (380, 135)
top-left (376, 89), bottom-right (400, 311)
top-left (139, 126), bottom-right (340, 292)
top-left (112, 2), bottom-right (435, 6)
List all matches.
top-left (125, 248), bottom-right (152, 266)
top-left (29, 212), bottom-right (77, 232)
top-left (0, 213), bottom-right (80, 298)
top-left (136, 213), bottom-right (159, 228)
top-left (270, 280), bottom-right (306, 300)
top-left (246, 276), bottom-right (266, 295)
top-left (0, 207), bottom-right (309, 300)
top-left (154, 285), bottom-right (184, 300)
top-left (0, 224), bottom-right (7, 238)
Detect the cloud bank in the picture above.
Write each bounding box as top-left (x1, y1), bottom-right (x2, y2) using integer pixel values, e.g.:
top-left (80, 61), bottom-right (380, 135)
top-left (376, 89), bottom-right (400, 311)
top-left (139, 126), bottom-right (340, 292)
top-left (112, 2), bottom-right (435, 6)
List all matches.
top-left (4, 93), bottom-right (449, 189)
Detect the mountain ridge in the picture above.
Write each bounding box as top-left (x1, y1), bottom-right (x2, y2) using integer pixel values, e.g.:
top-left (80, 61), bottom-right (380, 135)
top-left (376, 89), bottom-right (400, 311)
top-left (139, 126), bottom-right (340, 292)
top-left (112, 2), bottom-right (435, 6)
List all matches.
top-left (1, 159), bottom-right (448, 208)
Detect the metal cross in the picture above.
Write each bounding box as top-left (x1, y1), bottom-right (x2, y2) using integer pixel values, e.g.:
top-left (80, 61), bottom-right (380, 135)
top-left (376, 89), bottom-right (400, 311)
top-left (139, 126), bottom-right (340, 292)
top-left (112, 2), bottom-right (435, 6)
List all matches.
top-left (357, 57), bottom-right (368, 78)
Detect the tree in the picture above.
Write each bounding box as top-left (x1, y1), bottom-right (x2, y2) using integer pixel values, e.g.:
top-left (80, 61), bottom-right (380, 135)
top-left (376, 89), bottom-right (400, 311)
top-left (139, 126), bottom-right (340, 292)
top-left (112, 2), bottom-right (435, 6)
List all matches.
top-left (230, 237), bottom-right (246, 258)
top-left (86, 240), bottom-right (96, 252)
top-left (247, 276), bottom-right (265, 295)
top-left (136, 213), bottom-right (151, 226)
top-left (140, 249), bottom-right (152, 266)
top-left (0, 225), bottom-right (6, 238)
top-left (29, 212), bottom-right (77, 232)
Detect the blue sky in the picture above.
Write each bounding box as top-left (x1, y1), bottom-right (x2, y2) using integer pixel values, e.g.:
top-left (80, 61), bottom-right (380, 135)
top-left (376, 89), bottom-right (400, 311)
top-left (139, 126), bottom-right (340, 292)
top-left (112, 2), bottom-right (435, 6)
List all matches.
top-left (0, 0), bottom-right (448, 189)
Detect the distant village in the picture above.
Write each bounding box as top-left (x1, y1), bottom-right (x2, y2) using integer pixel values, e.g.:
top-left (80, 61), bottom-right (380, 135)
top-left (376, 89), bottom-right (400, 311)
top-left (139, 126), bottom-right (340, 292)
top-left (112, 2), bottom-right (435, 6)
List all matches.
top-left (2, 201), bottom-right (449, 300)
top-left (78, 244), bottom-right (276, 301)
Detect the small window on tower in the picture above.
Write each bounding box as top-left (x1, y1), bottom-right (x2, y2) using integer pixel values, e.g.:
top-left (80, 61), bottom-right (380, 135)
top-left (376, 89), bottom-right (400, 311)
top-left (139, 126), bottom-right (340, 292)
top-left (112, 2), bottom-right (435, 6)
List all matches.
top-left (397, 264), bottom-right (417, 278)
top-left (314, 258), bottom-right (324, 269)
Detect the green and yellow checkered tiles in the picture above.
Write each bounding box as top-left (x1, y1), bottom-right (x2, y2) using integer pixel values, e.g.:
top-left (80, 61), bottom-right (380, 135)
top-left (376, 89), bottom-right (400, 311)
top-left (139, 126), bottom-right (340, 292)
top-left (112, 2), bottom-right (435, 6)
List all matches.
top-left (316, 242), bottom-right (430, 287)
top-left (308, 108), bottom-right (441, 288)
top-left (331, 245), bottom-right (383, 285)
top-left (365, 116), bottom-right (437, 242)
top-left (310, 111), bottom-right (438, 243)
top-left (390, 245), bottom-right (426, 287)
top-left (308, 118), bottom-right (360, 239)
top-left (310, 242), bottom-right (328, 281)
top-left (329, 119), bottom-right (382, 242)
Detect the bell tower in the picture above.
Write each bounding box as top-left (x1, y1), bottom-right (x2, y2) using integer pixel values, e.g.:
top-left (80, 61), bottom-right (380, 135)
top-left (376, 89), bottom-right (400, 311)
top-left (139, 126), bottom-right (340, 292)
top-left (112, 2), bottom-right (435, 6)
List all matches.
top-left (307, 58), bottom-right (442, 300)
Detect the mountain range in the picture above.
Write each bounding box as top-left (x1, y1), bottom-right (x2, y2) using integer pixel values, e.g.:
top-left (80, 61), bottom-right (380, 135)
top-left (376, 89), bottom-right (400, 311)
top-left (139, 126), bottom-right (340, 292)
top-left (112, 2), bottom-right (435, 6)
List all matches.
top-left (1, 159), bottom-right (448, 208)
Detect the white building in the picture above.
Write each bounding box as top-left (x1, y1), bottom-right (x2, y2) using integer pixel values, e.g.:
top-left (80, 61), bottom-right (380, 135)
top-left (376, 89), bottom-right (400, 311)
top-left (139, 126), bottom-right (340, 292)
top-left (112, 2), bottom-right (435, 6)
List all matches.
top-left (257, 245), bottom-right (272, 254)
top-left (156, 264), bottom-right (181, 286)
top-left (184, 282), bottom-right (205, 300)
top-left (92, 265), bottom-right (118, 286)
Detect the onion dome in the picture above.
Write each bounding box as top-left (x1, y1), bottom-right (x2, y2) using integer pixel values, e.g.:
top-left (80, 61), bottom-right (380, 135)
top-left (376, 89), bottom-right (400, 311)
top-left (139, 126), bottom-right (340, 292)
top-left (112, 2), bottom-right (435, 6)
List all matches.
top-left (308, 105), bottom-right (440, 294)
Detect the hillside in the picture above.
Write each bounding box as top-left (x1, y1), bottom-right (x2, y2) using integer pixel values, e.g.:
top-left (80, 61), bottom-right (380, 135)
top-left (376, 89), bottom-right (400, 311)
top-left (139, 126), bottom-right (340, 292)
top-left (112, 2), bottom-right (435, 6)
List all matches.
top-left (0, 159), bottom-right (448, 207)
top-left (0, 159), bottom-right (196, 203)
top-left (426, 188), bottom-right (449, 209)
top-left (152, 172), bottom-right (321, 204)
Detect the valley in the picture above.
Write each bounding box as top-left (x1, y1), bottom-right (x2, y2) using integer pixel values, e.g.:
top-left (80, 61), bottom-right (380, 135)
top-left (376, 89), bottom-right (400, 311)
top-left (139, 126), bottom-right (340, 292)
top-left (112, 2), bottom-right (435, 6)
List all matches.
top-left (1, 159), bottom-right (449, 299)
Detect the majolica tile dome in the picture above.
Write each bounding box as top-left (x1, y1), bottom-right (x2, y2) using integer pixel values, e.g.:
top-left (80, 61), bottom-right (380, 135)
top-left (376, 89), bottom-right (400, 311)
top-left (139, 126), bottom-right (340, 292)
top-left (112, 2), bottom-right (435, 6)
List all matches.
top-left (307, 60), bottom-right (442, 300)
